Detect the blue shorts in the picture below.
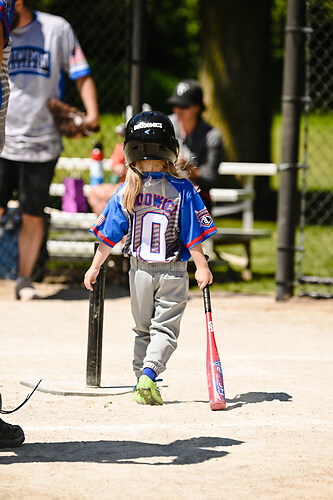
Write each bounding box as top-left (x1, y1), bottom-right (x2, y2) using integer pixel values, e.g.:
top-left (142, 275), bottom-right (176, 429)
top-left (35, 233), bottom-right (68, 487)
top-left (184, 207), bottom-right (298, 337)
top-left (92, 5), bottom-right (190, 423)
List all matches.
top-left (0, 157), bottom-right (57, 216)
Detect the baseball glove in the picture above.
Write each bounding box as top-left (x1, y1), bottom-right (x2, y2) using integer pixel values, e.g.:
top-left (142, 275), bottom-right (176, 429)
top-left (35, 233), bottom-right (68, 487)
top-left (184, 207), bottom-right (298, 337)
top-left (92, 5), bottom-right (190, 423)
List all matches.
top-left (47, 98), bottom-right (100, 138)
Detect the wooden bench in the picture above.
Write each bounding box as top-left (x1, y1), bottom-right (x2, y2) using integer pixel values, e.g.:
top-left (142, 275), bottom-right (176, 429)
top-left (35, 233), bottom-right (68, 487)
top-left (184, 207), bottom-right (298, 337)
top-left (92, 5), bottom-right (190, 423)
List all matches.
top-left (45, 208), bottom-right (124, 261)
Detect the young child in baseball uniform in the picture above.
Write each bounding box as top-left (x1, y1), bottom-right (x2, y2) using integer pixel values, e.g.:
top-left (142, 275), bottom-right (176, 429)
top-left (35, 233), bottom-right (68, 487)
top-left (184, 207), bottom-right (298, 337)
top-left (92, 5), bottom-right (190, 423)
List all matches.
top-left (84, 111), bottom-right (217, 405)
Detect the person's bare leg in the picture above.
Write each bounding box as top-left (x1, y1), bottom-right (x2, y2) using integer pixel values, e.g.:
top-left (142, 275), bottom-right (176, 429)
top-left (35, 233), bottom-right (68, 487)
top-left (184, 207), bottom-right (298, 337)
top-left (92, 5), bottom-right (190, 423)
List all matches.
top-left (16, 214), bottom-right (44, 300)
top-left (18, 214), bottom-right (44, 277)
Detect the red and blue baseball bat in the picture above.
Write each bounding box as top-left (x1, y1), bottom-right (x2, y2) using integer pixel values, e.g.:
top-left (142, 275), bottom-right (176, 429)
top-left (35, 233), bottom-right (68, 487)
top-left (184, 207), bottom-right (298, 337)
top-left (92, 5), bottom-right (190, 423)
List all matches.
top-left (203, 285), bottom-right (226, 410)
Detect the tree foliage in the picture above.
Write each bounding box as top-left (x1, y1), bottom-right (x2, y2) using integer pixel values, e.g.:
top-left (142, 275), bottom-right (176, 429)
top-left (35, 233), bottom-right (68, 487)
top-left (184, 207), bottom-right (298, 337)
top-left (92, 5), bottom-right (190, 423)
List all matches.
top-left (199, 0), bottom-right (273, 163)
top-left (144, 0), bottom-right (201, 111)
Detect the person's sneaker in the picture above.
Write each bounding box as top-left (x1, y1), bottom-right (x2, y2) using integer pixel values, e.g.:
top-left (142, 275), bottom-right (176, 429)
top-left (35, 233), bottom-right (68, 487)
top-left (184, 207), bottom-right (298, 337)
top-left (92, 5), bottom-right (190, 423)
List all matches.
top-left (0, 418), bottom-right (25, 448)
top-left (133, 387), bottom-right (146, 405)
top-left (15, 277), bottom-right (39, 302)
top-left (135, 375), bottom-right (163, 405)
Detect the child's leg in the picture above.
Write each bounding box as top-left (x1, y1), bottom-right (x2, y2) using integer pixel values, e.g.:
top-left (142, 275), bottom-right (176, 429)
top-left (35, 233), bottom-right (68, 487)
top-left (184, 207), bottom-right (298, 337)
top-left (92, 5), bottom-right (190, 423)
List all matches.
top-left (143, 268), bottom-right (188, 376)
top-left (129, 267), bottom-right (155, 379)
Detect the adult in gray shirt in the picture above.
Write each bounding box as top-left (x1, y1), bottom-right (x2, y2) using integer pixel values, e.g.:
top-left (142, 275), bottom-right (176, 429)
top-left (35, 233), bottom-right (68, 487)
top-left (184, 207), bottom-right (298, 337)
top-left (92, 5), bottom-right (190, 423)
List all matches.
top-left (0, 0), bottom-right (99, 301)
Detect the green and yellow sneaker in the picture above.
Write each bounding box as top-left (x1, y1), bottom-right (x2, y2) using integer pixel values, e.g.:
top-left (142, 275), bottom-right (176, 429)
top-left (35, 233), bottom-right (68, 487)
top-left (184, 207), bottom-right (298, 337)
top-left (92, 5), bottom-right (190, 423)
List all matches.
top-left (134, 387), bottom-right (146, 405)
top-left (135, 375), bottom-right (163, 405)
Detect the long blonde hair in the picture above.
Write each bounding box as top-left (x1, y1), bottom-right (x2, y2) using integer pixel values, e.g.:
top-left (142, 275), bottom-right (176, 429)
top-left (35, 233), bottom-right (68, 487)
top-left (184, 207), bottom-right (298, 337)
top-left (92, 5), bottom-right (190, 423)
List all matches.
top-left (123, 160), bottom-right (180, 213)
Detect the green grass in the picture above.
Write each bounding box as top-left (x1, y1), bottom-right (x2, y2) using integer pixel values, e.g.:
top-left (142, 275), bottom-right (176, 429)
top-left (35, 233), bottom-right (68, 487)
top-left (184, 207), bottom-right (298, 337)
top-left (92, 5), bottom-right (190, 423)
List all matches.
top-left (188, 219), bottom-right (278, 294)
top-left (61, 113), bottom-right (124, 160)
top-left (271, 112), bottom-right (333, 191)
top-left (196, 219), bottom-right (333, 295)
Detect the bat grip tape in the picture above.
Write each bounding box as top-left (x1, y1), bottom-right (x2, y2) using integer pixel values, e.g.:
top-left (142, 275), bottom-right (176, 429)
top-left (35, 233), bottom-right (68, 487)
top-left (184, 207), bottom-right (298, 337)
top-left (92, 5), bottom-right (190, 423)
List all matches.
top-left (203, 286), bottom-right (212, 313)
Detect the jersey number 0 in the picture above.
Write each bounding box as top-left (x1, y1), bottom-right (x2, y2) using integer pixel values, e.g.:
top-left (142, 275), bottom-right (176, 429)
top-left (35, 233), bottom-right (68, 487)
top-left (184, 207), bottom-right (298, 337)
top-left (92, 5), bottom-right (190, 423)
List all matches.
top-left (133, 212), bottom-right (169, 261)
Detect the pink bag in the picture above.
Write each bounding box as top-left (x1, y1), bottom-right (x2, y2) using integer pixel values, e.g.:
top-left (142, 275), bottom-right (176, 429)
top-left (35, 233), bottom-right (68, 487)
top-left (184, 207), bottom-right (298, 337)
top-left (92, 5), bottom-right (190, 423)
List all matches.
top-left (62, 178), bottom-right (87, 213)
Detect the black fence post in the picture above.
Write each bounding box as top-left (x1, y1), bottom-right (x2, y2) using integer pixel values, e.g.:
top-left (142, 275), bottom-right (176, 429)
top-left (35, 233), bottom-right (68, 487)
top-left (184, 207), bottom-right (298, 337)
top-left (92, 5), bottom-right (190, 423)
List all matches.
top-left (86, 244), bottom-right (106, 387)
top-left (130, 0), bottom-right (145, 116)
top-left (276, 0), bottom-right (306, 301)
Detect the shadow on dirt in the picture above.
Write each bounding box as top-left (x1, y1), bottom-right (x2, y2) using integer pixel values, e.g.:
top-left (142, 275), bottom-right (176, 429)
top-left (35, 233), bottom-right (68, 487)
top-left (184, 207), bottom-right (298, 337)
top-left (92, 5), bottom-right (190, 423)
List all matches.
top-left (164, 391), bottom-right (292, 408)
top-left (0, 436), bottom-right (244, 465)
top-left (43, 284), bottom-right (130, 301)
top-left (224, 391), bottom-right (292, 411)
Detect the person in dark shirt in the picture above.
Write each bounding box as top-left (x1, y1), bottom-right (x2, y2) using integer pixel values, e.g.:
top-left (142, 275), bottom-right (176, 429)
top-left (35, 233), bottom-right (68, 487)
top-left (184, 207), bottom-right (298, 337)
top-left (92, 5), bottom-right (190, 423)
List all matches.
top-left (168, 79), bottom-right (224, 211)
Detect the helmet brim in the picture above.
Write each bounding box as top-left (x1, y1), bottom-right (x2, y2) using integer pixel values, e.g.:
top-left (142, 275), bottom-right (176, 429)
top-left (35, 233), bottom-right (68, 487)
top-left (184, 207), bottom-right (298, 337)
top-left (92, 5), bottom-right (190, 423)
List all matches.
top-left (124, 141), bottom-right (178, 165)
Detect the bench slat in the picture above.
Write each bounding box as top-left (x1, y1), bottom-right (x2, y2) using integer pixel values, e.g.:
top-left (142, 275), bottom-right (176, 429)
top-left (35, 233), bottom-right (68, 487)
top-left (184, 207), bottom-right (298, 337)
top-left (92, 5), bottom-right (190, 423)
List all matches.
top-left (210, 188), bottom-right (254, 202)
top-left (218, 162), bottom-right (278, 176)
top-left (212, 202), bottom-right (249, 218)
top-left (47, 240), bottom-right (123, 259)
top-left (211, 228), bottom-right (271, 244)
top-left (49, 183), bottom-right (91, 197)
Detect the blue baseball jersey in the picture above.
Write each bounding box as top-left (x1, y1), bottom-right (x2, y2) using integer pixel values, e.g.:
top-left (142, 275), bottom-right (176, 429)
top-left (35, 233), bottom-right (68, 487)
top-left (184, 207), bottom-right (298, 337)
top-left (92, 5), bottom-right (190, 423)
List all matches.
top-left (90, 172), bottom-right (217, 262)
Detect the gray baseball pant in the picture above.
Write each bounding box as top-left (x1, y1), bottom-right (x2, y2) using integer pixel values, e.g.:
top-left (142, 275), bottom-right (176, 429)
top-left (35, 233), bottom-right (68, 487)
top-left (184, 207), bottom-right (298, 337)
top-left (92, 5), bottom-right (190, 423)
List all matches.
top-left (129, 257), bottom-right (188, 378)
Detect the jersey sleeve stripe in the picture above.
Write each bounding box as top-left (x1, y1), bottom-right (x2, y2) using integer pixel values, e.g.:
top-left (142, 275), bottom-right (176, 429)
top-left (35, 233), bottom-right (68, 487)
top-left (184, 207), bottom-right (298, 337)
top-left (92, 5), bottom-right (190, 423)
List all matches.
top-left (90, 226), bottom-right (116, 247)
top-left (69, 67), bottom-right (91, 81)
top-left (185, 226), bottom-right (217, 249)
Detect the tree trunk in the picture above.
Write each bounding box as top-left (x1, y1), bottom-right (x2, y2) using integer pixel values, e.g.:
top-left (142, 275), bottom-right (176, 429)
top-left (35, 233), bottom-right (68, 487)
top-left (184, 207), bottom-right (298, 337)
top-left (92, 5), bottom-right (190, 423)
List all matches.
top-left (199, 0), bottom-right (273, 163)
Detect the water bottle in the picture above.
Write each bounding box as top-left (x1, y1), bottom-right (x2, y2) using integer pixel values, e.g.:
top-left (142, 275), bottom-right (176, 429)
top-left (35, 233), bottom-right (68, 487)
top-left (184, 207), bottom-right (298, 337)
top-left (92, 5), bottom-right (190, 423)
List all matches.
top-left (90, 142), bottom-right (104, 185)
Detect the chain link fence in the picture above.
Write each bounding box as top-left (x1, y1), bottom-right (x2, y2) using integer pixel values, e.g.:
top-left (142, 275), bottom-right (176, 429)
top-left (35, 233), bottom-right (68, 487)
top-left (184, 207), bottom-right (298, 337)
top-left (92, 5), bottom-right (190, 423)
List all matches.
top-left (296, 0), bottom-right (333, 297)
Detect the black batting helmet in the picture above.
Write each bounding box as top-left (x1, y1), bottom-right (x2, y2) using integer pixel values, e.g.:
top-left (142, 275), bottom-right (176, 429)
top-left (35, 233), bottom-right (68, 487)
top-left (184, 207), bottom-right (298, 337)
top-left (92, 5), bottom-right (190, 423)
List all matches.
top-left (123, 111), bottom-right (179, 165)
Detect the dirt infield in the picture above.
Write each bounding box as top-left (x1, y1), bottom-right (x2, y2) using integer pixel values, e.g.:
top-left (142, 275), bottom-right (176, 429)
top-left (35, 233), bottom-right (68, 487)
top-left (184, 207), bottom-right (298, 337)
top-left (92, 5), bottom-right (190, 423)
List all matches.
top-left (0, 279), bottom-right (332, 499)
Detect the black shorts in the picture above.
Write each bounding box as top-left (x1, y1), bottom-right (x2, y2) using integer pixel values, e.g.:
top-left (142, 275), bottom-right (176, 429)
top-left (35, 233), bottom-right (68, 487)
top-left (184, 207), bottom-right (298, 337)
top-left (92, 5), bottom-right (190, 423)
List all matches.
top-left (0, 157), bottom-right (57, 216)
